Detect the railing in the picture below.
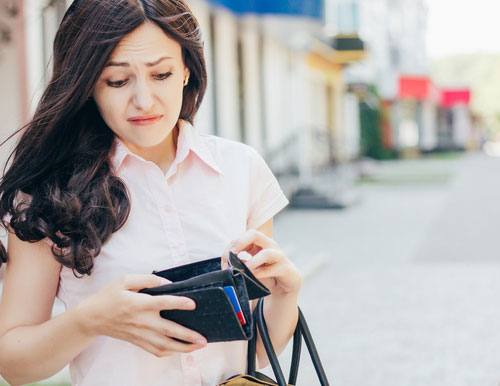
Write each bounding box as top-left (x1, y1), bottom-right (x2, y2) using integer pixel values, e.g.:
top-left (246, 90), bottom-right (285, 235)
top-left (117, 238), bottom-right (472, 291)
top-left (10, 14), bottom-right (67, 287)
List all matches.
top-left (264, 126), bottom-right (340, 178)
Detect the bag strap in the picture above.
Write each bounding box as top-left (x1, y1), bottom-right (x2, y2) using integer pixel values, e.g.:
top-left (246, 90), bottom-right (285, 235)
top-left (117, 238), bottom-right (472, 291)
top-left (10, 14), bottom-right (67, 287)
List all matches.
top-left (256, 298), bottom-right (288, 386)
top-left (297, 308), bottom-right (330, 385)
top-left (288, 322), bottom-right (302, 385)
top-left (255, 298), bottom-right (331, 386)
top-left (247, 305), bottom-right (257, 377)
top-left (247, 300), bottom-right (302, 385)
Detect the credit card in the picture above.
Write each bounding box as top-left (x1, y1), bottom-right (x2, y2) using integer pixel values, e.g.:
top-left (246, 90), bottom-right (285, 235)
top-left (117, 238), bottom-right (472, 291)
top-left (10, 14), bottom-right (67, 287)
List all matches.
top-left (223, 286), bottom-right (246, 325)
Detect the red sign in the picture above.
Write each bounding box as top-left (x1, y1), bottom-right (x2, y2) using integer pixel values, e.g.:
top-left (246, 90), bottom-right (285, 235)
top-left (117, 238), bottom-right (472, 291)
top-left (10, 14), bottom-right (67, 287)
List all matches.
top-left (440, 89), bottom-right (471, 107)
top-left (398, 76), bottom-right (433, 100)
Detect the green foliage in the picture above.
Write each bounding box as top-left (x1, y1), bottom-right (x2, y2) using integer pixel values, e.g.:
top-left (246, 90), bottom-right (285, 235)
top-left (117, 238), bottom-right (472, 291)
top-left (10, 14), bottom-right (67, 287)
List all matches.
top-left (359, 101), bottom-right (395, 160)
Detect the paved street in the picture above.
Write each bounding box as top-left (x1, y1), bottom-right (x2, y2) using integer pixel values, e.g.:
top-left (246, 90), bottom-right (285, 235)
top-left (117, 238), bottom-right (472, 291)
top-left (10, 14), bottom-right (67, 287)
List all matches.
top-left (271, 152), bottom-right (500, 386)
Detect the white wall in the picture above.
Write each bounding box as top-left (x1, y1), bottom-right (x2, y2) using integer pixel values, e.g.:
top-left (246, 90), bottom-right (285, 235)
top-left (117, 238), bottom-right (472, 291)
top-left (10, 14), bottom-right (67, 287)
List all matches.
top-left (0, 16), bottom-right (21, 255)
top-left (261, 35), bottom-right (294, 151)
top-left (453, 105), bottom-right (471, 148)
top-left (420, 100), bottom-right (438, 151)
top-left (187, 0), bottom-right (215, 135)
top-left (25, 0), bottom-right (49, 115)
top-left (343, 92), bottom-right (361, 159)
top-left (307, 71), bottom-right (330, 167)
top-left (240, 15), bottom-right (263, 152)
top-left (0, 36), bottom-right (21, 164)
top-left (212, 7), bottom-right (240, 141)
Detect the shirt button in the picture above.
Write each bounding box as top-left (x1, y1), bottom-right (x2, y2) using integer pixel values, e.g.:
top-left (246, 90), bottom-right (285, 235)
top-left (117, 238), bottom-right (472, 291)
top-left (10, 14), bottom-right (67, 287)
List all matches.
top-left (186, 354), bottom-right (195, 366)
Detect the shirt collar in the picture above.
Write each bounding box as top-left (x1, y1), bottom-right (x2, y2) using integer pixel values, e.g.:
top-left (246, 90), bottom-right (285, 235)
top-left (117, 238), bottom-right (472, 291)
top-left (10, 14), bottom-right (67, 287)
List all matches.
top-left (109, 119), bottom-right (224, 177)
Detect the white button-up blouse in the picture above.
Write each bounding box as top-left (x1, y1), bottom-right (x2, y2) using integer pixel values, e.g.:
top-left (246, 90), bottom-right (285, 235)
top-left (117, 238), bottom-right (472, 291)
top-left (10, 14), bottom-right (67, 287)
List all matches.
top-left (56, 119), bottom-right (289, 386)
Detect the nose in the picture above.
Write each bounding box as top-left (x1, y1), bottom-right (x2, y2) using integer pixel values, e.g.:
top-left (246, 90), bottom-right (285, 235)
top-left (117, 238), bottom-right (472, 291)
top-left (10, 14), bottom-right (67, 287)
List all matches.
top-left (132, 79), bottom-right (154, 113)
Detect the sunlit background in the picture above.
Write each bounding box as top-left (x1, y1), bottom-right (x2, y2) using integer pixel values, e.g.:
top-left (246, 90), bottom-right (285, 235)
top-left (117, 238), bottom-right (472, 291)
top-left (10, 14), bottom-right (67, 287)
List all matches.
top-left (1, 0), bottom-right (500, 385)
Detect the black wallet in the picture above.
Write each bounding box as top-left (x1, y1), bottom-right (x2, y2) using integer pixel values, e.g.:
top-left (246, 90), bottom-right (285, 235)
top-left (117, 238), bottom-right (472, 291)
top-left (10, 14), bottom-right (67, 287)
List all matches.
top-left (139, 252), bottom-right (270, 343)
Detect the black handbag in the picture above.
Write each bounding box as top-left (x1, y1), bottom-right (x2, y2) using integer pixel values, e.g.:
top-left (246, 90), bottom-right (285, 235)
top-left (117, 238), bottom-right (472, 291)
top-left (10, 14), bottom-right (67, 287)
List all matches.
top-left (139, 252), bottom-right (270, 342)
top-left (219, 298), bottom-right (331, 386)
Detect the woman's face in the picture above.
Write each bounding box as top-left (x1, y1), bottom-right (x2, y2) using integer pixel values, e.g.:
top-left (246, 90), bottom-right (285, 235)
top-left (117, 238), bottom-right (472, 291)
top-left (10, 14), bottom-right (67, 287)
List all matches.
top-left (93, 22), bottom-right (190, 150)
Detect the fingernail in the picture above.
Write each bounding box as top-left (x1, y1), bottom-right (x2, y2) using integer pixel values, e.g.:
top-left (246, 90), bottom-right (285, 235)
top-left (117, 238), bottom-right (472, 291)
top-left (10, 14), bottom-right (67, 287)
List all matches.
top-left (160, 278), bottom-right (169, 286)
top-left (195, 338), bottom-right (207, 346)
top-left (185, 300), bottom-right (195, 309)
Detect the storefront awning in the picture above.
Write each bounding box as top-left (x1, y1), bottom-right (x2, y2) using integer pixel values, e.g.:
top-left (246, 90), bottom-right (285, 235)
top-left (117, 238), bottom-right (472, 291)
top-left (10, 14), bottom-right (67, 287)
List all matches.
top-left (206, 0), bottom-right (324, 20)
top-left (398, 76), bottom-right (434, 101)
top-left (440, 89), bottom-right (471, 108)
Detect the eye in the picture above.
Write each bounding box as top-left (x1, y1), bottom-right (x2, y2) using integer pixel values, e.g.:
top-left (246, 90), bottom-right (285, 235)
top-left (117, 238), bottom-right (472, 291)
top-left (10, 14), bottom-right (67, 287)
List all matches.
top-left (154, 72), bottom-right (173, 81)
top-left (106, 79), bottom-right (128, 88)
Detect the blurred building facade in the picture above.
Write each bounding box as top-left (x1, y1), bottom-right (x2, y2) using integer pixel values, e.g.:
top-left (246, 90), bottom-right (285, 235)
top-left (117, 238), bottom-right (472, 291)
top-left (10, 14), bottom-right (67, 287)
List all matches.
top-left (0, 0), bottom-right (477, 206)
top-left (328, 0), bottom-right (434, 157)
top-left (0, 0), bottom-right (365, 201)
top-left (331, 0), bottom-right (477, 155)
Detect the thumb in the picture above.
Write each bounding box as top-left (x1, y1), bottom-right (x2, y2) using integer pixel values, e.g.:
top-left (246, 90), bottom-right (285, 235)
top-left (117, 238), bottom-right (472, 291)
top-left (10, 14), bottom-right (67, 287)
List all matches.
top-left (121, 274), bottom-right (171, 291)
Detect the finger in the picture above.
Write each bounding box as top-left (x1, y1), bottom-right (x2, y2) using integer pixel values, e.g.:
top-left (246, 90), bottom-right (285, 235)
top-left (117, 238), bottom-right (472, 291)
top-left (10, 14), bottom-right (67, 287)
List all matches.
top-left (245, 249), bottom-right (284, 271)
top-left (221, 245), bottom-right (261, 269)
top-left (142, 342), bottom-right (174, 358)
top-left (121, 274), bottom-right (171, 291)
top-left (144, 294), bottom-right (197, 311)
top-left (220, 252), bottom-right (229, 270)
top-left (244, 244), bottom-right (262, 256)
top-left (134, 328), bottom-right (203, 357)
top-left (252, 264), bottom-right (283, 280)
top-left (162, 336), bottom-right (206, 353)
top-left (225, 230), bottom-right (278, 258)
top-left (155, 319), bottom-right (207, 346)
top-left (253, 263), bottom-right (303, 294)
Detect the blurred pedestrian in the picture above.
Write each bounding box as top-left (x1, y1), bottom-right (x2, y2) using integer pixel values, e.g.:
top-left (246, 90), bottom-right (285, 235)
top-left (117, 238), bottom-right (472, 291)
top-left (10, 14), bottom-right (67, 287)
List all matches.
top-left (0, 1), bottom-right (301, 385)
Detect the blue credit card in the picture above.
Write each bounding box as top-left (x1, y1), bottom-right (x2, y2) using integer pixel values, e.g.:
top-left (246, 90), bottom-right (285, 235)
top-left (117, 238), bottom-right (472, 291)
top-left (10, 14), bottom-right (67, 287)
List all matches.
top-left (223, 286), bottom-right (246, 325)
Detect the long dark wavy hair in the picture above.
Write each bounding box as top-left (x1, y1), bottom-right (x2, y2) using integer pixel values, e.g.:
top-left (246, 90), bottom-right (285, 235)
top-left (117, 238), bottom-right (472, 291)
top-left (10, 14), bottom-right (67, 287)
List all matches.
top-left (0, 0), bottom-right (207, 276)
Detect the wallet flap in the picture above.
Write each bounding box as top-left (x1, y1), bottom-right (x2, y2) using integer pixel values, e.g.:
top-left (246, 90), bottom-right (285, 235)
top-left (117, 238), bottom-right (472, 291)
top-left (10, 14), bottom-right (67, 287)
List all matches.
top-left (229, 252), bottom-right (271, 299)
top-left (150, 254), bottom-right (270, 300)
top-left (141, 269), bottom-right (234, 296)
top-left (152, 257), bottom-right (221, 282)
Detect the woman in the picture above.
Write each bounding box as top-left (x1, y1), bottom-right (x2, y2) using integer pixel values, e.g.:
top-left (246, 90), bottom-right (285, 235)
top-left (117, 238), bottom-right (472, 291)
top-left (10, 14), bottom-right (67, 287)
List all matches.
top-left (0, 1), bottom-right (301, 385)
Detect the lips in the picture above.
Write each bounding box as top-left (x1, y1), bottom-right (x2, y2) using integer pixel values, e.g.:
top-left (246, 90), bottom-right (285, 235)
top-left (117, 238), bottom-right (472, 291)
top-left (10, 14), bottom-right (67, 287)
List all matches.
top-left (128, 114), bottom-right (163, 126)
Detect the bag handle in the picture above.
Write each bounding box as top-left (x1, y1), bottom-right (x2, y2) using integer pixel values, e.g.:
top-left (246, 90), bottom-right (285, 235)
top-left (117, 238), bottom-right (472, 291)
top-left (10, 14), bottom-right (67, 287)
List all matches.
top-left (247, 309), bottom-right (257, 377)
top-left (247, 301), bottom-right (302, 385)
top-left (288, 322), bottom-right (302, 384)
top-left (255, 298), bottom-right (288, 386)
top-left (250, 298), bottom-right (331, 386)
top-left (297, 308), bottom-right (330, 385)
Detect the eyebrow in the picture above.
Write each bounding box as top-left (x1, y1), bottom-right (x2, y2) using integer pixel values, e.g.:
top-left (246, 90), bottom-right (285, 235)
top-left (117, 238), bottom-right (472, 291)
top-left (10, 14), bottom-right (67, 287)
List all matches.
top-left (105, 56), bottom-right (174, 68)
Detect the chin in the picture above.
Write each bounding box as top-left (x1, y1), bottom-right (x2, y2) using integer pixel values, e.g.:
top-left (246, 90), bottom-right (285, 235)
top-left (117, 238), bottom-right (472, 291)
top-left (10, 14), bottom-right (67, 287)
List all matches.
top-left (120, 130), bottom-right (170, 148)
top-left (133, 136), bottom-right (170, 148)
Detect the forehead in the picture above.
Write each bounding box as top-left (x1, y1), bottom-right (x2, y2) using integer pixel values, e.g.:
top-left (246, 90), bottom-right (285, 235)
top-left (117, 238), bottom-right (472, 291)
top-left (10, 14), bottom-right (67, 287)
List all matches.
top-left (110, 22), bottom-right (182, 62)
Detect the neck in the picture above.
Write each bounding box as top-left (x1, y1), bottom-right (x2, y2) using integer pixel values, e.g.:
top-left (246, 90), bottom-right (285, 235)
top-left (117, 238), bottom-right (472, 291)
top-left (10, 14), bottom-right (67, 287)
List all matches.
top-left (123, 123), bottom-right (180, 174)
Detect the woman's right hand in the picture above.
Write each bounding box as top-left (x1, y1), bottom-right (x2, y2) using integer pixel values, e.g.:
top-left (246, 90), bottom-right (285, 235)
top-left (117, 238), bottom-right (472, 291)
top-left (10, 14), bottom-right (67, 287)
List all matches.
top-left (74, 274), bottom-right (207, 357)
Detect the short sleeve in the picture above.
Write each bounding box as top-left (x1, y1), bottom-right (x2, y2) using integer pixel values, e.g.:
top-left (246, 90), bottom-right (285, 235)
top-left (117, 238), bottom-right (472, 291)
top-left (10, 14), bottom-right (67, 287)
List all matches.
top-left (246, 148), bottom-right (289, 230)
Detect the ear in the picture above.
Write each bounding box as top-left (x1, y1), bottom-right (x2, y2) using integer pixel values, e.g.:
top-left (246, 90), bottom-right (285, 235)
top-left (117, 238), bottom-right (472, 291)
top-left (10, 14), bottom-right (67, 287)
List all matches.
top-left (184, 67), bottom-right (190, 83)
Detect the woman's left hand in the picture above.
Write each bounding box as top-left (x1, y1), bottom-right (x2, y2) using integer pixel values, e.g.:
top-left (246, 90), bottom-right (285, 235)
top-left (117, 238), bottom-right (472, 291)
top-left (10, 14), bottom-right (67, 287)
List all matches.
top-left (221, 230), bottom-right (302, 297)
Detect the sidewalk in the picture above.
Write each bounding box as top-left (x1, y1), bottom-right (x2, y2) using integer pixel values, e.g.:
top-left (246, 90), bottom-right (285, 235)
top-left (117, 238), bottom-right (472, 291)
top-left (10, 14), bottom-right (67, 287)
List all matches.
top-left (271, 152), bottom-right (500, 386)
